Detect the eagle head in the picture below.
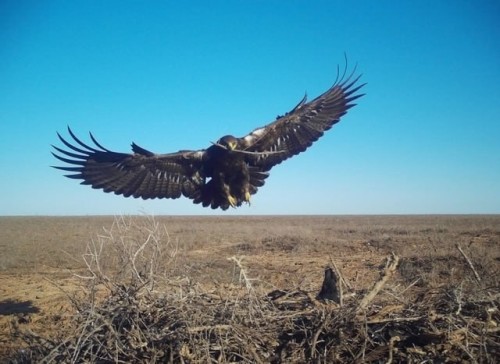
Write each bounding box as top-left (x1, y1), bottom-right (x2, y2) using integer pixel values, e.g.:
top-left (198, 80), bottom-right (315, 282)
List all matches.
top-left (217, 135), bottom-right (239, 150)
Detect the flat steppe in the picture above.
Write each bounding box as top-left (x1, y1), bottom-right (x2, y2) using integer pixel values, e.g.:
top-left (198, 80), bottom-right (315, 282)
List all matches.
top-left (1, 215), bottom-right (499, 361)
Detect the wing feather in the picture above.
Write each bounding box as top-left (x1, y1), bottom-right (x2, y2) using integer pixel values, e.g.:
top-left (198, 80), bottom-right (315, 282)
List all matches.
top-left (52, 127), bottom-right (205, 200)
top-left (241, 68), bottom-right (365, 170)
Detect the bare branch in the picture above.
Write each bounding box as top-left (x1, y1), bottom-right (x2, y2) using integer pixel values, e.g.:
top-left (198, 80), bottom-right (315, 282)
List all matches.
top-left (357, 253), bottom-right (400, 312)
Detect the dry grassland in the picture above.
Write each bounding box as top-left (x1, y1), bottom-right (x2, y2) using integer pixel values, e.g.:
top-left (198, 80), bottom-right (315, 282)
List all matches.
top-left (0, 215), bottom-right (499, 362)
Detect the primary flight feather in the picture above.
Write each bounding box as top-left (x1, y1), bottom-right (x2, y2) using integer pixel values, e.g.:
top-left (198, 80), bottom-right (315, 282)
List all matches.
top-left (52, 65), bottom-right (365, 210)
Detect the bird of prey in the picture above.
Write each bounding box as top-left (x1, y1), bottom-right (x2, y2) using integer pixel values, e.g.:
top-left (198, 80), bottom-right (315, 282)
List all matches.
top-left (52, 66), bottom-right (365, 210)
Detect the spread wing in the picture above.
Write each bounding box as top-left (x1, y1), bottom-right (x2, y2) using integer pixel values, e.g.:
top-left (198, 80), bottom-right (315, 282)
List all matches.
top-left (51, 127), bottom-right (206, 200)
top-left (240, 68), bottom-right (365, 170)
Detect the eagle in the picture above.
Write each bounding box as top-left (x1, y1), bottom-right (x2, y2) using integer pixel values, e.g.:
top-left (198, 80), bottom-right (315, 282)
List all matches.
top-left (52, 67), bottom-right (365, 210)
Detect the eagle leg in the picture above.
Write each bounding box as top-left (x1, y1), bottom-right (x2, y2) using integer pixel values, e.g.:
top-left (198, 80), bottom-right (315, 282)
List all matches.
top-left (221, 182), bottom-right (237, 208)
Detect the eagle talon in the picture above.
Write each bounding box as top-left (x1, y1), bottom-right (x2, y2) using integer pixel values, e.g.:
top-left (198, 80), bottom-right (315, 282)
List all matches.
top-left (244, 191), bottom-right (251, 204)
top-left (228, 195), bottom-right (237, 208)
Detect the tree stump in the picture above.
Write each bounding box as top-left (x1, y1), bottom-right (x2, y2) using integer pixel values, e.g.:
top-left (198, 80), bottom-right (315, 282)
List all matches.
top-left (317, 267), bottom-right (340, 303)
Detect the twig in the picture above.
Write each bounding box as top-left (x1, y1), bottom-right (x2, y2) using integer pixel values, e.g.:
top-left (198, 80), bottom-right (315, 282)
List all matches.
top-left (310, 311), bottom-right (329, 359)
top-left (43, 276), bottom-right (83, 312)
top-left (247, 344), bottom-right (264, 364)
top-left (385, 336), bottom-right (400, 364)
top-left (399, 277), bottom-right (421, 296)
top-left (228, 256), bottom-right (256, 291)
top-left (329, 255), bottom-right (353, 290)
top-left (187, 324), bottom-right (232, 333)
top-left (328, 257), bottom-right (346, 306)
top-left (456, 244), bottom-right (481, 283)
top-left (454, 281), bottom-right (464, 315)
top-left (366, 316), bottom-right (423, 324)
top-left (131, 232), bottom-right (153, 283)
top-left (357, 253), bottom-right (399, 312)
top-left (360, 312), bottom-right (368, 362)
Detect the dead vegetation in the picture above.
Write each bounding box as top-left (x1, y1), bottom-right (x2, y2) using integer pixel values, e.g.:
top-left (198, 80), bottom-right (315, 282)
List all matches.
top-left (2, 215), bottom-right (500, 363)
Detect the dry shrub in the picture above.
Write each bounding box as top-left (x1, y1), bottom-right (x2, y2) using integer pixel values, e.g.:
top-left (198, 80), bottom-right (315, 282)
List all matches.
top-left (8, 217), bottom-right (500, 363)
top-left (74, 215), bottom-right (178, 289)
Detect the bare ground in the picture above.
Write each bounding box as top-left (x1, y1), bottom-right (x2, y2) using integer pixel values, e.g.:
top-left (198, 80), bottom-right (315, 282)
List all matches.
top-left (1, 215), bottom-right (499, 362)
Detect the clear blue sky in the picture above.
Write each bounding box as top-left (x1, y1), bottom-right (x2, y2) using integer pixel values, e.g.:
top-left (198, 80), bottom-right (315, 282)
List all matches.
top-left (1, 1), bottom-right (499, 215)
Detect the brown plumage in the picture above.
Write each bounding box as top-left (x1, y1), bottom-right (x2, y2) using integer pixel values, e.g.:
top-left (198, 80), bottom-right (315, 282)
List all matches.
top-left (52, 66), bottom-right (365, 210)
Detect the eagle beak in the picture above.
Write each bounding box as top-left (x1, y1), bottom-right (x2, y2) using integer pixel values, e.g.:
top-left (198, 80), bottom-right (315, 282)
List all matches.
top-left (228, 141), bottom-right (237, 150)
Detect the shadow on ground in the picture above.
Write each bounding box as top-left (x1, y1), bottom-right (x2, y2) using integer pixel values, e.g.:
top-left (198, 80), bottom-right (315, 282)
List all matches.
top-left (0, 299), bottom-right (39, 315)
